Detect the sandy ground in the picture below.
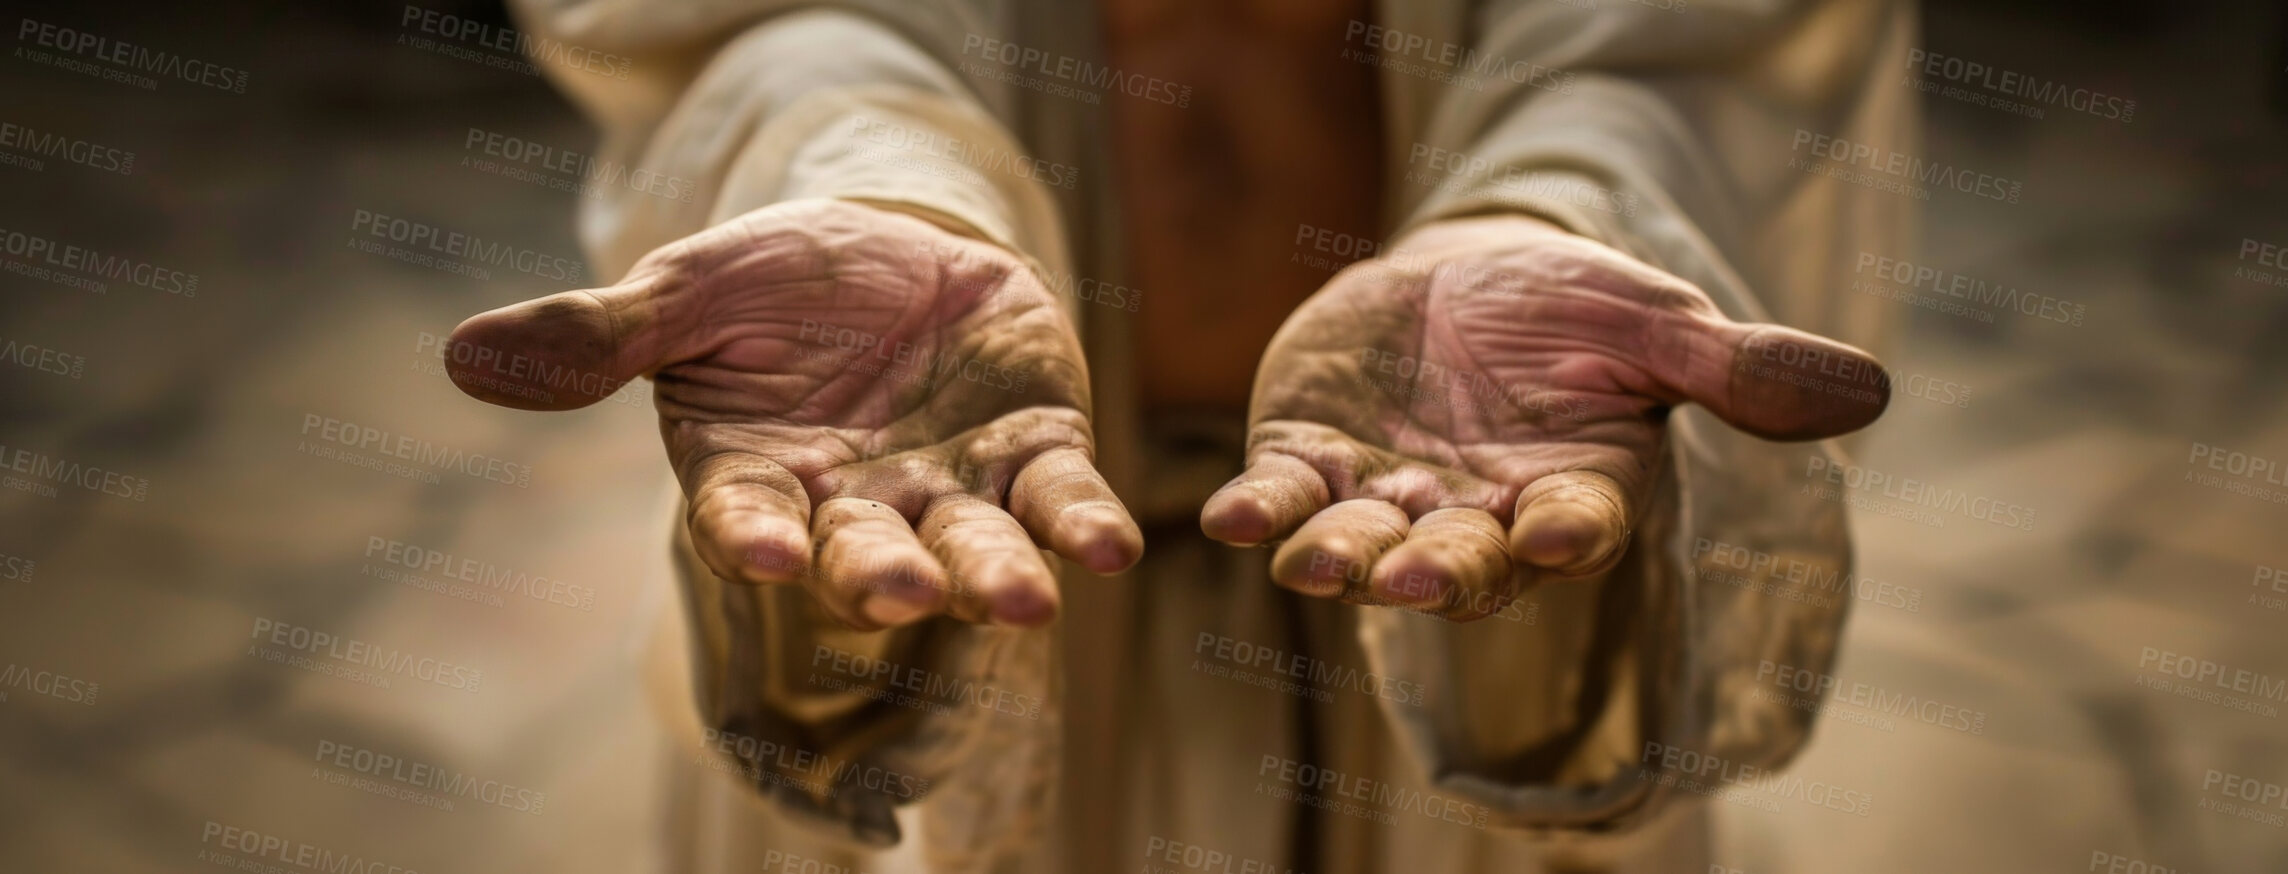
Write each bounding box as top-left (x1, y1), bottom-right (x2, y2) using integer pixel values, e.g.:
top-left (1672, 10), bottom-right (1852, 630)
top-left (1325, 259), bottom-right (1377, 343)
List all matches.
top-left (0, 2), bottom-right (2284, 872)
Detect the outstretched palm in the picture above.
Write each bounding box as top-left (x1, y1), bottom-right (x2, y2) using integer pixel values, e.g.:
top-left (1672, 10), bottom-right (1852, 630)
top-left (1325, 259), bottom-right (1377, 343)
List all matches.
top-left (1202, 214), bottom-right (1888, 620)
top-left (450, 200), bottom-right (1139, 630)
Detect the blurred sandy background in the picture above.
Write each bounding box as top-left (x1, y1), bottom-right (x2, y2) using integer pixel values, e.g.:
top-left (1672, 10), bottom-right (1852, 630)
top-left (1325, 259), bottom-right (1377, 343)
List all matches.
top-left (0, 1), bottom-right (2284, 872)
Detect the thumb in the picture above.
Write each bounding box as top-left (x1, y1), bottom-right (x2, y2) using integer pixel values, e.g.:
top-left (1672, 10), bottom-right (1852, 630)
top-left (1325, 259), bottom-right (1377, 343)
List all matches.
top-left (1654, 313), bottom-right (1892, 442)
top-left (445, 271), bottom-right (678, 411)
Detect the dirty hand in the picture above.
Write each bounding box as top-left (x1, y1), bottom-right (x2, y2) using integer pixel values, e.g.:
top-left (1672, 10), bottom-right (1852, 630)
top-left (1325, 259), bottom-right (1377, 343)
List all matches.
top-left (448, 199), bottom-right (1139, 630)
top-left (1202, 213), bottom-right (1888, 620)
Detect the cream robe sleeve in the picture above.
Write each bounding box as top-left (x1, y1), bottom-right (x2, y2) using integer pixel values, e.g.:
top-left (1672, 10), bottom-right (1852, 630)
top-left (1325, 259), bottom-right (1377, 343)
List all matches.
top-left (502, 0), bottom-right (1069, 855)
top-left (1361, 0), bottom-right (1916, 836)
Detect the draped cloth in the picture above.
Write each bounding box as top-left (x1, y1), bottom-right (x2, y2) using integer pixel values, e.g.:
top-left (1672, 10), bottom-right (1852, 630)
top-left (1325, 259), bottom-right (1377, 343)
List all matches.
top-left (504, 0), bottom-right (1914, 869)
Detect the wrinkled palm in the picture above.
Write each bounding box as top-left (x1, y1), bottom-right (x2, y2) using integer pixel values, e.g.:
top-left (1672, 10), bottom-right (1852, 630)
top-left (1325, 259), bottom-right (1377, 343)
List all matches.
top-left (449, 200), bottom-right (1139, 630)
top-left (1203, 214), bottom-right (1889, 620)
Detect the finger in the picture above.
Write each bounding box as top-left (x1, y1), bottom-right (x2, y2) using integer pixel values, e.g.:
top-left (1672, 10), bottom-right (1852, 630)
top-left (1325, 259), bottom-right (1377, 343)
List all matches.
top-left (920, 495), bottom-right (1061, 628)
top-left (1508, 470), bottom-right (1631, 578)
top-left (682, 448), bottom-right (815, 586)
top-left (1269, 499), bottom-right (1410, 599)
top-left (1009, 447), bottom-right (1143, 574)
top-left (1365, 508), bottom-right (1514, 620)
top-left (445, 266), bottom-right (686, 411)
top-left (1201, 453), bottom-right (1332, 546)
top-left (1649, 309), bottom-right (1891, 442)
top-left (810, 498), bottom-right (951, 630)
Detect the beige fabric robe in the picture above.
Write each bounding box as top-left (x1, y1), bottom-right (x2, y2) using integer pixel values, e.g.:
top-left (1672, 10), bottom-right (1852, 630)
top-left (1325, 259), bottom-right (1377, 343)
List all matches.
top-left (504, 0), bottom-right (1915, 869)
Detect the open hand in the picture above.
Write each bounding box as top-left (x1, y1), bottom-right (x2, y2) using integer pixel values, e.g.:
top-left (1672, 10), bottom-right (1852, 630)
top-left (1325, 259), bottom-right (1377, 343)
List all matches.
top-left (1201, 214), bottom-right (1888, 620)
top-left (448, 199), bottom-right (1140, 630)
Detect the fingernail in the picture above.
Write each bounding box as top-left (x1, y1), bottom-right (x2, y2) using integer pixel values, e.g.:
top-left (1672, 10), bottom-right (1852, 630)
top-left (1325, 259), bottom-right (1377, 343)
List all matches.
top-left (1273, 545), bottom-right (1354, 597)
top-left (1372, 565), bottom-right (1449, 607)
top-left (1201, 495), bottom-right (1271, 546)
top-left (1056, 506), bottom-right (1142, 574)
top-left (1514, 499), bottom-right (1621, 574)
top-left (860, 592), bottom-right (931, 627)
top-left (989, 587), bottom-right (1057, 628)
